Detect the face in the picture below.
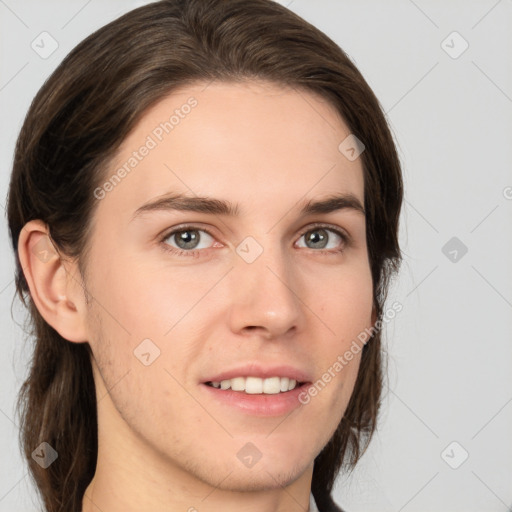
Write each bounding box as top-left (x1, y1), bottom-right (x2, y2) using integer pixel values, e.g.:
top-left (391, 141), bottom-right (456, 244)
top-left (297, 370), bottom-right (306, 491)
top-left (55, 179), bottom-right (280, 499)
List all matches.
top-left (81, 81), bottom-right (374, 493)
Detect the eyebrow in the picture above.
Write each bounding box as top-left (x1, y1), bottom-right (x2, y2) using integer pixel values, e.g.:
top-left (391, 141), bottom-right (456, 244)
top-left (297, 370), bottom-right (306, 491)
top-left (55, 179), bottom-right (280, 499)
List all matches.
top-left (131, 192), bottom-right (365, 222)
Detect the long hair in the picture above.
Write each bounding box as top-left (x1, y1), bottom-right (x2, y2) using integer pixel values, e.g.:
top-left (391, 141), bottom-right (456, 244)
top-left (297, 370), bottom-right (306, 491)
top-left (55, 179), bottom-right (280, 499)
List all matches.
top-left (6, 1), bottom-right (403, 510)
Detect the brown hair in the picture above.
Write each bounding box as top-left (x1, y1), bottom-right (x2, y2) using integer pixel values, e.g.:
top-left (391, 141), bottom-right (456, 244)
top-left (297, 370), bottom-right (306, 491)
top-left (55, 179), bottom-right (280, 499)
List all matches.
top-left (7, 1), bottom-right (402, 511)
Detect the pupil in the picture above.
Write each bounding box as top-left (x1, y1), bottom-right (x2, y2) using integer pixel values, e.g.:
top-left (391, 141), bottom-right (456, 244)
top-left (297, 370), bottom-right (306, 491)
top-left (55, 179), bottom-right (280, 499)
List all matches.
top-left (177, 230), bottom-right (199, 249)
top-left (307, 229), bottom-right (327, 249)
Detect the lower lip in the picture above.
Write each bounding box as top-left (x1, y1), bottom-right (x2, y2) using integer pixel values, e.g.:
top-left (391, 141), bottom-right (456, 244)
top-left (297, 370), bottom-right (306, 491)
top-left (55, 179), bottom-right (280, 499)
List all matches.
top-left (200, 383), bottom-right (310, 416)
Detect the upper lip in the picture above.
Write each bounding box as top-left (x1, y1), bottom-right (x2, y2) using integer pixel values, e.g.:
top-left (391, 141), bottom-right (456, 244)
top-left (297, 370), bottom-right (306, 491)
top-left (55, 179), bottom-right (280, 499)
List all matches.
top-left (201, 362), bottom-right (312, 384)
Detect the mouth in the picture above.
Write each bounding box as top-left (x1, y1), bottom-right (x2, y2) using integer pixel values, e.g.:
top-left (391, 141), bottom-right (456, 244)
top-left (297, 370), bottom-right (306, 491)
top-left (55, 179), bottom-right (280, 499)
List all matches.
top-left (201, 377), bottom-right (311, 416)
top-left (199, 363), bottom-right (313, 415)
top-left (204, 376), bottom-right (309, 394)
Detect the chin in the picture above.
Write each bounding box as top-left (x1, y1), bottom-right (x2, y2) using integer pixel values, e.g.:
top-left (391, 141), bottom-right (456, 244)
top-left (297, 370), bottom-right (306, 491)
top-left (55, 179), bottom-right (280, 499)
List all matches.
top-left (208, 461), bottom-right (308, 492)
top-left (177, 444), bottom-right (312, 493)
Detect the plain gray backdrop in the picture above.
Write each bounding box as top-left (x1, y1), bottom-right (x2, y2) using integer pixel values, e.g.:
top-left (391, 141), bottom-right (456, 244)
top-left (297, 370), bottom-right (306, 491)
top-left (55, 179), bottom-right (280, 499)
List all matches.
top-left (1, 0), bottom-right (511, 510)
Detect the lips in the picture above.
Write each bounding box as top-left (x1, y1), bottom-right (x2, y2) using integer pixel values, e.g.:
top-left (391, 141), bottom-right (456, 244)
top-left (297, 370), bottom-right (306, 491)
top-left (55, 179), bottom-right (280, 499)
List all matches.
top-left (200, 362), bottom-right (312, 385)
top-left (200, 378), bottom-right (310, 416)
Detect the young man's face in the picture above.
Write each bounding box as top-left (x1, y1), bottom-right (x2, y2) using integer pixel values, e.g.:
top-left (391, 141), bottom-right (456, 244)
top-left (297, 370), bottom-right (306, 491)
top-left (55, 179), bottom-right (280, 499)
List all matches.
top-left (78, 81), bottom-right (374, 505)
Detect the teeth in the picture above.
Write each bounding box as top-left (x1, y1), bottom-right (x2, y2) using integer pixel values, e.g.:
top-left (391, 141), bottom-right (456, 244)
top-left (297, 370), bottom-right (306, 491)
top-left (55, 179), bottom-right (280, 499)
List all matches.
top-left (246, 376), bottom-right (263, 394)
top-left (231, 377), bottom-right (245, 391)
top-left (208, 376), bottom-right (300, 394)
top-left (263, 377), bottom-right (281, 394)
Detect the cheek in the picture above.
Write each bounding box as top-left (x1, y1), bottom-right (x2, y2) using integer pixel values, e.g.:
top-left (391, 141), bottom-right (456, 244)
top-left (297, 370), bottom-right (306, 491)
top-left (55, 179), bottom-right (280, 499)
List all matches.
top-left (318, 265), bottom-right (374, 340)
top-left (88, 250), bottom-right (217, 338)
top-left (305, 265), bottom-right (373, 408)
top-left (84, 257), bottom-right (222, 400)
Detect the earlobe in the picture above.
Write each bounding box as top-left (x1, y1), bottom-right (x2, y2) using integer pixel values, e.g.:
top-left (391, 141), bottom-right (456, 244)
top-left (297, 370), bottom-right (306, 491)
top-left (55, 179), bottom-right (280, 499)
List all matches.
top-left (17, 220), bottom-right (88, 343)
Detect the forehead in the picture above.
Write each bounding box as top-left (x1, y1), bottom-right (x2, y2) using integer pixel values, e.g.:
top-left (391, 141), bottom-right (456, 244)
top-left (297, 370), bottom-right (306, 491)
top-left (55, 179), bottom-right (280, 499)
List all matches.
top-left (97, 80), bottom-right (364, 222)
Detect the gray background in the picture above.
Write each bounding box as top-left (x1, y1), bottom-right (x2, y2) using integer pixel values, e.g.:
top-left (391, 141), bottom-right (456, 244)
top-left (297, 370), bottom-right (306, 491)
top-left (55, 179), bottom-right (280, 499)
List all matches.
top-left (1, 0), bottom-right (511, 510)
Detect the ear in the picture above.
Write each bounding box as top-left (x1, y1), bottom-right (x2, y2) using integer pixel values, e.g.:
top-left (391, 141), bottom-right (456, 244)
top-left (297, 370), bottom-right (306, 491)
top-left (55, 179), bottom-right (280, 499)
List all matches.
top-left (17, 220), bottom-right (88, 343)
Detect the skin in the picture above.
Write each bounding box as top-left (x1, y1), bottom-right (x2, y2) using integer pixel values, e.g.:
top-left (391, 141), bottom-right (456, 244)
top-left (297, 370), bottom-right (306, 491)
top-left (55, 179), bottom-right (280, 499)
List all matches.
top-left (19, 80), bottom-right (375, 512)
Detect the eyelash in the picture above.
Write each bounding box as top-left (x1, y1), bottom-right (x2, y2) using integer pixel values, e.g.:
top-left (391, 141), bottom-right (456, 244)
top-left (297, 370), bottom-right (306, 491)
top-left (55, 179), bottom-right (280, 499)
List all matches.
top-left (158, 223), bottom-right (351, 258)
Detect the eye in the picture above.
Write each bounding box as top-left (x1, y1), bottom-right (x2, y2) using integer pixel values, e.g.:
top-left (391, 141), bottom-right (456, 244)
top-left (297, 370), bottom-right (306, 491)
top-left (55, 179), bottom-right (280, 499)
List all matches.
top-left (160, 226), bottom-right (216, 257)
top-left (295, 224), bottom-right (348, 253)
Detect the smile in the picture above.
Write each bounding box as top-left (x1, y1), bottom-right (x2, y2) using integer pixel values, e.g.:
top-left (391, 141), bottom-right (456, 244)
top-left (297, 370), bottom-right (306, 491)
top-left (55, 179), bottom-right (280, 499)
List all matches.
top-left (205, 376), bottom-right (303, 394)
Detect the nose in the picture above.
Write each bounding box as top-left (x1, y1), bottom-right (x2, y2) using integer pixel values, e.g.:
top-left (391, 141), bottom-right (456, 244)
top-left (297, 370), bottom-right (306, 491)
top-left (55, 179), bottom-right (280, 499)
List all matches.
top-left (227, 240), bottom-right (303, 340)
